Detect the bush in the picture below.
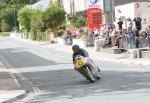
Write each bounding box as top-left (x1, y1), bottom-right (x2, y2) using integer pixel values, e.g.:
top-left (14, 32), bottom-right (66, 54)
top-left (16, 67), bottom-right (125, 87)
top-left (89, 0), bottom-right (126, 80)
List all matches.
top-left (57, 29), bottom-right (64, 37)
top-left (43, 2), bottom-right (66, 37)
top-left (67, 15), bottom-right (87, 28)
top-left (78, 32), bottom-right (88, 40)
top-left (0, 20), bottom-right (9, 32)
top-left (30, 27), bottom-right (37, 40)
top-left (17, 7), bottom-right (31, 32)
top-left (30, 9), bottom-right (43, 41)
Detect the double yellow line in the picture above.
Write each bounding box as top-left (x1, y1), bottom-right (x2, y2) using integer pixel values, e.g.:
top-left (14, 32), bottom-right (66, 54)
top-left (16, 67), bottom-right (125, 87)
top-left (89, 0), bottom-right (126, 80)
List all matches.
top-left (0, 54), bottom-right (40, 92)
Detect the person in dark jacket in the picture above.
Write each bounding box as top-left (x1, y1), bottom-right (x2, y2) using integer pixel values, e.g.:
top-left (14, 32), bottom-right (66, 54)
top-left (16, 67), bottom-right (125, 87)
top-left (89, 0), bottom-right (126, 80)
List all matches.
top-left (72, 45), bottom-right (101, 79)
top-left (117, 18), bottom-right (123, 30)
top-left (72, 45), bottom-right (89, 63)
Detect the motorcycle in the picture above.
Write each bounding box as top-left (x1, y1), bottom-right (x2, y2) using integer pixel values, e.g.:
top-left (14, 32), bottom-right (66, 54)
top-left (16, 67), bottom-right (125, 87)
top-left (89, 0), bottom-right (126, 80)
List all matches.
top-left (74, 55), bottom-right (101, 83)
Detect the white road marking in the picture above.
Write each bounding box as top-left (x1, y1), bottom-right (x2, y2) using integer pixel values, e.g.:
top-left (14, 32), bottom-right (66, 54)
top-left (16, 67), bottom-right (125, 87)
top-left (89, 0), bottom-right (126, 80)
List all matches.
top-left (0, 54), bottom-right (40, 92)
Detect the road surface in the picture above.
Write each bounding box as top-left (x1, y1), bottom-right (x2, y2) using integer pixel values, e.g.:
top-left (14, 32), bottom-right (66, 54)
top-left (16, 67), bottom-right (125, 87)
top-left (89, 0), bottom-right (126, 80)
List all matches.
top-left (0, 37), bottom-right (150, 103)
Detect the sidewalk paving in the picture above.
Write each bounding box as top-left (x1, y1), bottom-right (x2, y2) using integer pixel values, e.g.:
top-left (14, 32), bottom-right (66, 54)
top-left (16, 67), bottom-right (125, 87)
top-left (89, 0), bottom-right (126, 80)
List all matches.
top-left (0, 57), bottom-right (27, 103)
top-left (43, 43), bottom-right (150, 66)
top-left (17, 38), bottom-right (150, 66)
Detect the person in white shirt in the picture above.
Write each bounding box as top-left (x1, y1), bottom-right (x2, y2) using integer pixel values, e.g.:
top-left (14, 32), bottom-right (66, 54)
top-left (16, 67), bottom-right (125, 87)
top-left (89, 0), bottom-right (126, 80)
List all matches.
top-left (126, 17), bottom-right (133, 29)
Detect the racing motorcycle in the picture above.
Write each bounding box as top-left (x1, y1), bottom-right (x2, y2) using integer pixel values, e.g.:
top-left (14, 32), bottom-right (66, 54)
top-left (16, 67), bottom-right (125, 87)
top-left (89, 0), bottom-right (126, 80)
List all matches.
top-left (74, 55), bottom-right (101, 83)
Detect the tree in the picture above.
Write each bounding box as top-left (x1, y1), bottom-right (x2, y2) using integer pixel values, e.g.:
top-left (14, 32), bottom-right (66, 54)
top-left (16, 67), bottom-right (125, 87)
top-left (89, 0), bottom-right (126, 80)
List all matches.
top-left (68, 15), bottom-right (87, 28)
top-left (0, 20), bottom-right (9, 32)
top-left (43, 2), bottom-right (66, 37)
top-left (17, 7), bottom-right (31, 32)
top-left (0, 0), bottom-right (40, 32)
top-left (30, 9), bottom-right (43, 40)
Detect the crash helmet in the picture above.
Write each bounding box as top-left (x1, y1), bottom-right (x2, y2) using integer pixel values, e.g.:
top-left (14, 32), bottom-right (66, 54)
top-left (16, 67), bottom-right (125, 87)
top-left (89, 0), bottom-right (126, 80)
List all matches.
top-left (72, 45), bottom-right (80, 53)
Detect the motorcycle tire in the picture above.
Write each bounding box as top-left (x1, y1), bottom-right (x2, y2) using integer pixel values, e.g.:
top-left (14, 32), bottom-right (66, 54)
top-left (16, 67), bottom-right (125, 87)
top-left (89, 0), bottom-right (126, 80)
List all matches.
top-left (80, 67), bottom-right (95, 83)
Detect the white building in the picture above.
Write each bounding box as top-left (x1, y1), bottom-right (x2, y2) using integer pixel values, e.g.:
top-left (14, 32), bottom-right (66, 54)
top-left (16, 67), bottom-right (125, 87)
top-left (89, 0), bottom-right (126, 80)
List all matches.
top-left (26, 0), bottom-right (57, 10)
top-left (63, 0), bottom-right (103, 15)
top-left (115, 2), bottom-right (150, 29)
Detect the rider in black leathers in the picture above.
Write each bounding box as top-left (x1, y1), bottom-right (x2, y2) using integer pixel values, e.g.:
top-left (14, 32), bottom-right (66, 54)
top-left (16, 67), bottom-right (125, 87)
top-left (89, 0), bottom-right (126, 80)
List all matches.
top-left (72, 45), bottom-right (101, 79)
top-left (72, 45), bottom-right (89, 63)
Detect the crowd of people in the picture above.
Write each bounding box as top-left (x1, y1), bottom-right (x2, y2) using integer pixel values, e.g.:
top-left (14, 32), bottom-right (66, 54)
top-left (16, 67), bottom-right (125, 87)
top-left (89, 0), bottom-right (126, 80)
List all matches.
top-left (99, 17), bottom-right (150, 49)
top-left (63, 17), bottom-right (150, 50)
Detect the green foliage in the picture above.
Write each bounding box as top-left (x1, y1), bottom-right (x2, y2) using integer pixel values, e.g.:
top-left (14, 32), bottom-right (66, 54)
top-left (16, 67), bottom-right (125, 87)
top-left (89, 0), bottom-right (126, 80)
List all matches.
top-left (0, 32), bottom-right (10, 36)
top-left (0, 20), bottom-right (1, 32)
top-left (43, 2), bottom-right (66, 36)
top-left (17, 7), bottom-right (31, 32)
top-left (57, 21), bottom-right (66, 37)
top-left (68, 15), bottom-right (87, 28)
top-left (46, 28), bottom-right (52, 32)
top-left (30, 9), bottom-right (43, 41)
top-left (0, 20), bottom-right (9, 32)
top-left (0, 0), bottom-right (40, 32)
top-left (57, 29), bottom-right (64, 37)
top-left (78, 32), bottom-right (88, 40)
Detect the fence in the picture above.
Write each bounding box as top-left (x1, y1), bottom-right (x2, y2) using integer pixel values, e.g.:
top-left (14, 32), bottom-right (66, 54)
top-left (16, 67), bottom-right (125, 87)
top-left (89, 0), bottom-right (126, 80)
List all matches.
top-left (92, 34), bottom-right (150, 50)
top-left (10, 32), bottom-right (50, 41)
top-left (0, 32), bottom-right (10, 36)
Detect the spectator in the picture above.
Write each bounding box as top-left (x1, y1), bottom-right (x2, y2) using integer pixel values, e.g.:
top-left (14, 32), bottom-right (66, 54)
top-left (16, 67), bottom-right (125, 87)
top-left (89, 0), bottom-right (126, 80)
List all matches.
top-left (128, 27), bottom-right (136, 49)
top-left (94, 29), bottom-right (99, 37)
top-left (139, 30), bottom-right (145, 48)
top-left (126, 17), bottom-right (133, 29)
top-left (133, 17), bottom-right (142, 31)
top-left (117, 18), bottom-right (123, 31)
top-left (145, 28), bottom-right (150, 47)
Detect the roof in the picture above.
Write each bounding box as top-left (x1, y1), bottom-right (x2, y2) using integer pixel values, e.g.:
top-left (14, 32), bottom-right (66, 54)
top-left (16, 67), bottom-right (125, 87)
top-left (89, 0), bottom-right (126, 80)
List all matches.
top-left (27, 0), bottom-right (52, 10)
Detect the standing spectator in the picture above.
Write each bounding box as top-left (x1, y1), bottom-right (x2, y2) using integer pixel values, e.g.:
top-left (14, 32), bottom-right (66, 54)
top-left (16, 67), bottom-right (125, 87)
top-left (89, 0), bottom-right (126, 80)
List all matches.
top-left (128, 27), bottom-right (136, 49)
top-left (147, 28), bottom-right (150, 47)
top-left (110, 29), bottom-right (116, 47)
top-left (115, 30), bottom-right (121, 48)
top-left (145, 28), bottom-right (150, 47)
top-left (68, 31), bottom-right (73, 45)
top-left (117, 18), bottom-right (123, 31)
top-left (94, 29), bottom-right (99, 38)
top-left (148, 19), bottom-right (150, 28)
top-left (100, 24), bottom-right (106, 38)
top-left (123, 29), bottom-right (130, 49)
top-left (105, 27), bottom-right (111, 47)
top-left (139, 30), bottom-right (145, 48)
top-left (63, 30), bottom-right (73, 45)
top-left (133, 17), bottom-right (142, 31)
top-left (126, 17), bottom-right (133, 29)
top-left (134, 29), bottom-right (140, 48)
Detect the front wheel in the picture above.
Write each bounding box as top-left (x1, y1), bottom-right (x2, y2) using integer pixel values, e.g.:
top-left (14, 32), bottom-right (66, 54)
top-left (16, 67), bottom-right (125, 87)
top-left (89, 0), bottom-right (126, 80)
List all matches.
top-left (80, 67), bottom-right (95, 83)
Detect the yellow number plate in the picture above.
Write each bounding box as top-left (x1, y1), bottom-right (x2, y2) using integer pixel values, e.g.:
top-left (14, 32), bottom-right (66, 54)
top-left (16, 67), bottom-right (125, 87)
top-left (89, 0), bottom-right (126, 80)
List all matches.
top-left (75, 59), bottom-right (85, 69)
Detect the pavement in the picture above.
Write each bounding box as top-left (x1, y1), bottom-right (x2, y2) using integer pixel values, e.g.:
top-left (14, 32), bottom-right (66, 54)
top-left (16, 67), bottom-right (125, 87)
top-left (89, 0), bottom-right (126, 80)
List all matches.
top-left (0, 37), bottom-right (149, 103)
top-left (0, 55), bottom-right (27, 103)
top-left (17, 38), bottom-right (150, 66)
top-left (0, 37), bottom-right (150, 103)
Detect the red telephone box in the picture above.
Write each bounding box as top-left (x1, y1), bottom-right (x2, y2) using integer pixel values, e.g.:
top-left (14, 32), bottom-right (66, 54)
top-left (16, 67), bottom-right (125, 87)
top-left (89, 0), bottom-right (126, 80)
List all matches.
top-left (87, 8), bottom-right (102, 30)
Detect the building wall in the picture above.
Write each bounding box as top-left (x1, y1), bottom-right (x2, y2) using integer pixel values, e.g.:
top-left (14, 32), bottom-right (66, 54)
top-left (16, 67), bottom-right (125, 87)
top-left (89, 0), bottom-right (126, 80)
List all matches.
top-left (63, 0), bottom-right (148, 14)
top-left (62, 0), bottom-right (149, 25)
top-left (63, 0), bottom-right (101, 14)
top-left (115, 0), bottom-right (148, 6)
top-left (115, 2), bottom-right (150, 29)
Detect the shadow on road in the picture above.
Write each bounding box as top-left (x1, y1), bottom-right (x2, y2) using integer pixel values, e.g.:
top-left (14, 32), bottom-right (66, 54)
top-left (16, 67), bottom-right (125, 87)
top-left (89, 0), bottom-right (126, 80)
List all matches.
top-left (0, 48), bottom-right (57, 68)
top-left (21, 69), bottom-right (150, 102)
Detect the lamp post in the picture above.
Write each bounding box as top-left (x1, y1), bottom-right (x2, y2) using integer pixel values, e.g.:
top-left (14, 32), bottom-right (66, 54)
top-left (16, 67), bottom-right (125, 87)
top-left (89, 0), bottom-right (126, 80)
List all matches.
top-left (13, 9), bottom-right (16, 30)
top-left (29, 0), bottom-right (32, 5)
top-left (103, 0), bottom-right (115, 24)
top-left (29, 0), bottom-right (32, 12)
top-left (13, 5), bottom-right (20, 31)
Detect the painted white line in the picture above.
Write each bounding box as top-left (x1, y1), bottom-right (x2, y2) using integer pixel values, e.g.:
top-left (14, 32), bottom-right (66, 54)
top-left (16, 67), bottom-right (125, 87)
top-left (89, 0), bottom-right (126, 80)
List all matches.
top-left (0, 54), bottom-right (40, 92)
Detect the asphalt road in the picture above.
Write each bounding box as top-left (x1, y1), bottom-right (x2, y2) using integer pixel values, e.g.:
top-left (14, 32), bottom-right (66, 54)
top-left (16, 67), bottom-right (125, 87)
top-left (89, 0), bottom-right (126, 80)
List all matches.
top-left (0, 37), bottom-right (150, 103)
